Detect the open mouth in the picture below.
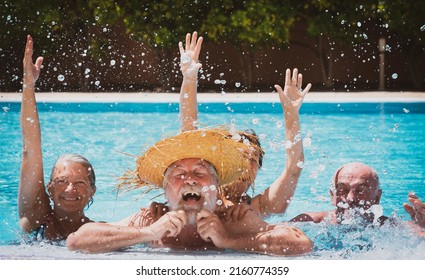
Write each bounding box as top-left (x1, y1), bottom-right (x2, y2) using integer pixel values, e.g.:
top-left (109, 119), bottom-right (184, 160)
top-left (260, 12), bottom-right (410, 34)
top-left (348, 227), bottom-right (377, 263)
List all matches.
top-left (182, 191), bottom-right (201, 201)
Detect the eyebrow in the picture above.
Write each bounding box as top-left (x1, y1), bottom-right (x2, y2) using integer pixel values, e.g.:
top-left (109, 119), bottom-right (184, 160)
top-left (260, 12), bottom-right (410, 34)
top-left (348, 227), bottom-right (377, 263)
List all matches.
top-left (171, 162), bottom-right (208, 170)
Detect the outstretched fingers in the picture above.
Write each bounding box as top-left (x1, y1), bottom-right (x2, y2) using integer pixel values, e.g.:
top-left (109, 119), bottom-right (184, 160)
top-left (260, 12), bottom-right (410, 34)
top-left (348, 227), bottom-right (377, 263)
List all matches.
top-left (185, 32), bottom-right (191, 51)
top-left (292, 68), bottom-right (298, 86)
top-left (178, 41), bottom-right (185, 56)
top-left (301, 82), bottom-right (312, 96)
top-left (190, 31), bottom-right (197, 50)
top-left (194, 36), bottom-right (203, 61)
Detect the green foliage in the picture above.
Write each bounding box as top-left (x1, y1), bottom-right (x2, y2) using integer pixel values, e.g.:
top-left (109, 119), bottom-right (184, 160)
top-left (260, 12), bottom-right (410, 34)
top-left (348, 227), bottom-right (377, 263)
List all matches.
top-left (381, 0), bottom-right (425, 48)
top-left (201, 0), bottom-right (296, 49)
top-left (300, 0), bottom-right (384, 44)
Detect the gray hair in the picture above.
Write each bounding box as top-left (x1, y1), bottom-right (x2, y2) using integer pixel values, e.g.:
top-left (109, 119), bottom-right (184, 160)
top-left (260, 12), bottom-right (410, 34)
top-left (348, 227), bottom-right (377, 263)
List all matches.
top-left (50, 154), bottom-right (96, 188)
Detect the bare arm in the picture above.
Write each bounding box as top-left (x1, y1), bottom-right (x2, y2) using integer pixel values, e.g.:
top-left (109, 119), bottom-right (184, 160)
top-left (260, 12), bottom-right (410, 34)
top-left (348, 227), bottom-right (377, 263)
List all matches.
top-left (18, 35), bottom-right (50, 232)
top-left (179, 31), bottom-right (203, 132)
top-left (66, 210), bottom-right (188, 253)
top-left (196, 209), bottom-right (313, 256)
top-left (251, 68), bottom-right (311, 215)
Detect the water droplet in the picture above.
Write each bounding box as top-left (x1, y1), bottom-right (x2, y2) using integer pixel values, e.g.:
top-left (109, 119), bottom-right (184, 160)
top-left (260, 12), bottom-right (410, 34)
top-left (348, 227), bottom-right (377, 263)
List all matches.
top-left (2, 106), bottom-right (10, 113)
top-left (402, 108), bottom-right (410, 113)
top-left (391, 73), bottom-right (398, 79)
top-left (357, 22), bottom-right (362, 27)
top-left (235, 82), bottom-right (241, 88)
top-left (232, 133), bottom-right (242, 142)
top-left (57, 75), bottom-right (65, 81)
top-left (302, 137), bottom-right (311, 147)
top-left (275, 121), bottom-right (283, 128)
top-left (110, 59), bottom-right (116, 66)
top-left (95, 81), bottom-right (100, 86)
top-left (214, 79), bottom-right (221, 84)
top-left (421, 25), bottom-right (425, 31)
top-left (297, 161), bottom-right (304, 168)
top-left (216, 200), bottom-right (223, 206)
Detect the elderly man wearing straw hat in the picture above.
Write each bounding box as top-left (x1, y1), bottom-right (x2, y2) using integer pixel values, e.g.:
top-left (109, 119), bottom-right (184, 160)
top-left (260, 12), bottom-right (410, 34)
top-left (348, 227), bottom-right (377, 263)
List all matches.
top-left (67, 129), bottom-right (313, 256)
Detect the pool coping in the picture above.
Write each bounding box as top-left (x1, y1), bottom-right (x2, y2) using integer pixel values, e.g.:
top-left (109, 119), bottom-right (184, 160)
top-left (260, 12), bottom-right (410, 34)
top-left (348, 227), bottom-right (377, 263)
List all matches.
top-left (1, 91), bottom-right (425, 103)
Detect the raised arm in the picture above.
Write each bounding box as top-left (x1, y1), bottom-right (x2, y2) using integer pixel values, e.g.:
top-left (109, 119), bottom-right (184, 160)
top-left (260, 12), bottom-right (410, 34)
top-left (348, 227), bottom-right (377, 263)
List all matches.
top-left (250, 68), bottom-right (311, 215)
top-left (18, 35), bottom-right (50, 232)
top-left (179, 31), bottom-right (203, 132)
top-left (66, 210), bottom-right (188, 253)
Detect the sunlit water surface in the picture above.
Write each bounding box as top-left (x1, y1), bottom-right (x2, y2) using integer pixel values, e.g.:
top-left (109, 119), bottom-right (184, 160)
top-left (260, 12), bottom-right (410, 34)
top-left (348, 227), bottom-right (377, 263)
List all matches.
top-left (0, 101), bottom-right (424, 259)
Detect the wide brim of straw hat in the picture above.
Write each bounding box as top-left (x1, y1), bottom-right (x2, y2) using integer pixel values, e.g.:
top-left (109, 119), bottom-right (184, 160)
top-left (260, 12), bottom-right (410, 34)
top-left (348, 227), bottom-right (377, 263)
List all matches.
top-left (122, 128), bottom-right (251, 190)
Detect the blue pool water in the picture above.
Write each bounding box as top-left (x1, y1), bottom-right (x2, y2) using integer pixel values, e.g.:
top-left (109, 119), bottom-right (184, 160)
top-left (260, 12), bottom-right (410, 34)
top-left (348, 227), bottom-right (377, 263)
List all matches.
top-left (0, 100), bottom-right (424, 259)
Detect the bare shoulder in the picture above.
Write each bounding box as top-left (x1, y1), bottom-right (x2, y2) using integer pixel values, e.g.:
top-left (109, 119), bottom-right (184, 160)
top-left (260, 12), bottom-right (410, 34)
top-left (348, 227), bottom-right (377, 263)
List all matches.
top-left (290, 211), bottom-right (330, 223)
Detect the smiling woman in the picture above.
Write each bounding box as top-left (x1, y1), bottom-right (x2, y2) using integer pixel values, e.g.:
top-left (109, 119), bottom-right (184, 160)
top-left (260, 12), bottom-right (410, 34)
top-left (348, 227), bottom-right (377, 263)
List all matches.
top-left (18, 35), bottom-right (97, 240)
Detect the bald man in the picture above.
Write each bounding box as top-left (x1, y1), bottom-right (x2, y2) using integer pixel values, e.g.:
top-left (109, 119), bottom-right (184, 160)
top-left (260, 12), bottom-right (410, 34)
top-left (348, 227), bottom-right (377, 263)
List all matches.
top-left (291, 162), bottom-right (387, 225)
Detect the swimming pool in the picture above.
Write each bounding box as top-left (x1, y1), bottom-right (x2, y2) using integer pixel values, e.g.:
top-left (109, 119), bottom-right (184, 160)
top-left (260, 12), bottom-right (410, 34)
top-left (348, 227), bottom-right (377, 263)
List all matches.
top-left (1, 99), bottom-right (424, 259)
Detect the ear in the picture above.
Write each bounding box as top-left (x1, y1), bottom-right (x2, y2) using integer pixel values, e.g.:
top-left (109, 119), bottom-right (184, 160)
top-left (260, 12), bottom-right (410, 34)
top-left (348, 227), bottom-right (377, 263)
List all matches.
top-left (330, 189), bottom-right (337, 206)
top-left (375, 189), bottom-right (382, 204)
top-left (90, 186), bottom-right (97, 197)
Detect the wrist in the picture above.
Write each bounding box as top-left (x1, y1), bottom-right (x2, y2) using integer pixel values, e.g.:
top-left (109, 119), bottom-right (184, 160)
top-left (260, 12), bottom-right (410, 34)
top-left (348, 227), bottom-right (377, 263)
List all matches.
top-left (182, 75), bottom-right (198, 83)
top-left (23, 79), bottom-right (36, 86)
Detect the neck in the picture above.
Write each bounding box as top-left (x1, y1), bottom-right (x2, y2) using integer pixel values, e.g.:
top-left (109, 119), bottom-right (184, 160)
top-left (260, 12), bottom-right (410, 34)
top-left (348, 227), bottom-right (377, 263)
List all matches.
top-left (52, 209), bottom-right (90, 233)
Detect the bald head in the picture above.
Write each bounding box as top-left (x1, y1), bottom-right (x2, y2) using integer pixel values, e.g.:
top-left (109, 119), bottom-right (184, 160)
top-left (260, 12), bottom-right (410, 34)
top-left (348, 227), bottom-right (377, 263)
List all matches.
top-left (331, 162), bottom-right (381, 210)
top-left (334, 162), bottom-right (380, 190)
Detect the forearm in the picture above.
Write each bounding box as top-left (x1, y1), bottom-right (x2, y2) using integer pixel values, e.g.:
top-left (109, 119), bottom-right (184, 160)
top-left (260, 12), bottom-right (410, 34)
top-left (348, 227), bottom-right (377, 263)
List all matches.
top-left (18, 81), bottom-right (48, 227)
top-left (179, 77), bottom-right (198, 132)
top-left (66, 222), bottom-right (158, 253)
top-left (222, 226), bottom-right (313, 256)
top-left (284, 111), bottom-right (304, 174)
top-left (251, 112), bottom-right (303, 215)
top-left (21, 81), bottom-right (42, 153)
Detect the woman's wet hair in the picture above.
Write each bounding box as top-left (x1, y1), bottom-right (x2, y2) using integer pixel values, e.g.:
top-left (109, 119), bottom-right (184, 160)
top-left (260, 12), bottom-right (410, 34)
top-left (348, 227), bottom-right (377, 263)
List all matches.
top-left (49, 154), bottom-right (96, 188)
top-left (241, 128), bottom-right (264, 168)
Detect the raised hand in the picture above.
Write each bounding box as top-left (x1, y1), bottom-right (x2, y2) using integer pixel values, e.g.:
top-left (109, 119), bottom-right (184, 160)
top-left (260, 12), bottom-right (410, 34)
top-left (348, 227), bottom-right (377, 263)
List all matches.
top-left (274, 68), bottom-right (311, 113)
top-left (403, 193), bottom-right (425, 229)
top-left (23, 35), bottom-right (44, 85)
top-left (178, 31), bottom-right (203, 80)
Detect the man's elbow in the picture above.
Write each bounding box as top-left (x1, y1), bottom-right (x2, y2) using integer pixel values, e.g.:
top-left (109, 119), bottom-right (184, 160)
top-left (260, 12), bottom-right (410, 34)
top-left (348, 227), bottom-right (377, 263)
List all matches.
top-left (66, 232), bottom-right (81, 252)
top-left (296, 232), bottom-right (314, 255)
top-left (66, 226), bottom-right (92, 252)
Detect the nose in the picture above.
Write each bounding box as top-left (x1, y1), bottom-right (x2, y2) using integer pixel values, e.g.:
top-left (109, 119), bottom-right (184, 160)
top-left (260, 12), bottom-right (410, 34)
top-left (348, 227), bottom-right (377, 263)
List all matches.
top-left (346, 190), bottom-right (355, 203)
top-left (64, 182), bottom-right (76, 192)
top-left (184, 175), bottom-right (198, 186)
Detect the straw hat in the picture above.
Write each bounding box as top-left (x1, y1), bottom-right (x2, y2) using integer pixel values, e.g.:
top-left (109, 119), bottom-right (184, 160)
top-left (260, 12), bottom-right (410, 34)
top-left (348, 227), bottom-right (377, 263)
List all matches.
top-left (129, 129), bottom-right (250, 189)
